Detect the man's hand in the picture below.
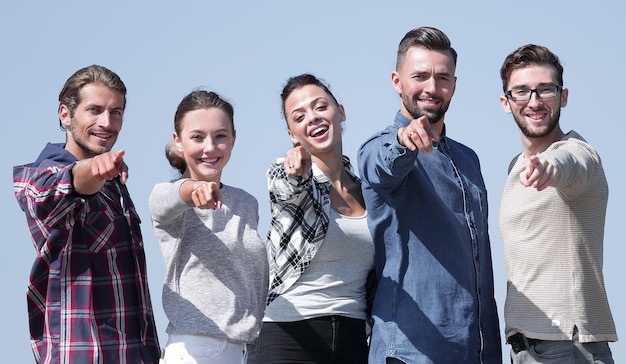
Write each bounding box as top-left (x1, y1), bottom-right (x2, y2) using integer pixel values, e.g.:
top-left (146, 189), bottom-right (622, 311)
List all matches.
top-left (520, 155), bottom-right (556, 191)
top-left (91, 150), bottom-right (128, 184)
top-left (397, 116), bottom-right (440, 153)
top-left (73, 150), bottom-right (128, 195)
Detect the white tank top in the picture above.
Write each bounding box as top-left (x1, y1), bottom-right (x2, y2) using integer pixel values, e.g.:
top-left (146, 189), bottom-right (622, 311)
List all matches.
top-left (263, 209), bottom-right (374, 322)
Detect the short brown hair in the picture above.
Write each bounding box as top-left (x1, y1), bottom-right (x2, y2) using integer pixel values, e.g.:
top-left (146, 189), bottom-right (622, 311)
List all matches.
top-left (58, 65), bottom-right (126, 130)
top-left (396, 26), bottom-right (457, 70)
top-left (500, 44), bottom-right (564, 91)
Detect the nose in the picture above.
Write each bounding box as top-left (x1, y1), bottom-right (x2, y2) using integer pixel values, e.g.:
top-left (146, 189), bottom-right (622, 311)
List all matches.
top-left (527, 91), bottom-right (542, 107)
top-left (306, 109), bottom-right (321, 124)
top-left (423, 77), bottom-right (437, 92)
top-left (203, 138), bottom-right (216, 152)
top-left (98, 110), bottom-right (122, 129)
top-left (98, 111), bottom-right (113, 128)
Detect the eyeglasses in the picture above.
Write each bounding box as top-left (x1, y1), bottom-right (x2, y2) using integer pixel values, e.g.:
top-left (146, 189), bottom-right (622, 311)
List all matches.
top-left (505, 84), bottom-right (562, 102)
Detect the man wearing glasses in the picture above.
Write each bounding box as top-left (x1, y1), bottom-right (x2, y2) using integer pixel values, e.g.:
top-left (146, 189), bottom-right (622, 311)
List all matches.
top-left (498, 44), bottom-right (617, 363)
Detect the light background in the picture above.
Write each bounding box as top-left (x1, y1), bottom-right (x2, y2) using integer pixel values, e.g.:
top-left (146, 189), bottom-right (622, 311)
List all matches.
top-left (2, 2), bottom-right (623, 362)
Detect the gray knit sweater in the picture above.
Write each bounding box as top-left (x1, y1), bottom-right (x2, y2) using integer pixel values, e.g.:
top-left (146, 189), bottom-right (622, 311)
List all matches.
top-left (149, 179), bottom-right (268, 344)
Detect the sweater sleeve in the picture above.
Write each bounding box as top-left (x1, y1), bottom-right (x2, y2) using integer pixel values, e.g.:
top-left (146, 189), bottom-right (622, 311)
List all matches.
top-left (543, 136), bottom-right (601, 201)
top-left (148, 179), bottom-right (192, 225)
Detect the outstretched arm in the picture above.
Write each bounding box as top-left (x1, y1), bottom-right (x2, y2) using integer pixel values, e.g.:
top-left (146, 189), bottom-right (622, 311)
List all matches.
top-left (358, 116), bottom-right (438, 191)
top-left (72, 150), bottom-right (128, 195)
top-left (179, 179), bottom-right (223, 210)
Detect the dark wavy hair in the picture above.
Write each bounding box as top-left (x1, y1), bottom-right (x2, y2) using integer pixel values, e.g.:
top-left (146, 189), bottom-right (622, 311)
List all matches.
top-left (280, 73), bottom-right (352, 170)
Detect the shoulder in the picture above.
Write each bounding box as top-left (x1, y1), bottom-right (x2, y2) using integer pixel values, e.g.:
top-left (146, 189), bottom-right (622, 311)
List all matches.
top-left (358, 112), bottom-right (407, 151)
top-left (562, 130), bottom-right (598, 152)
top-left (14, 159), bottom-right (75, 193)
top-left (148, 179), bottom-right (188, 211)
top-left (150, 179), bottom-right (183, 194)
top-left (507, 153), bottom-right (523, 174)
top-left (223, 184), bottom-right (258, 203)
top-left (268, 157), bottom-right (286, 172)
top-left (447, 137), bottom-right (480, 161)
top-left (550, 130), bottom-right (601, 162)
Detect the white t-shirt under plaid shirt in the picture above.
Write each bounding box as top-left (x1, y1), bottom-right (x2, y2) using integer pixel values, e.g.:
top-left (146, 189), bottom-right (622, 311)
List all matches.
top-left (265, 158), bottom-right (361, 305)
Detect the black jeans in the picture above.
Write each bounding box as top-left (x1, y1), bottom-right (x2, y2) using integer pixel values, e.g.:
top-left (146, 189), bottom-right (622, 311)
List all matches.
top-left (251, 315), bottom-right (368, 364)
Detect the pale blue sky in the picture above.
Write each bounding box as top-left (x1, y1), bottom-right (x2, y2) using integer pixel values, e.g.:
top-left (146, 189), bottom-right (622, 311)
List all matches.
top-left (2, 1), bottom-right (624, 362)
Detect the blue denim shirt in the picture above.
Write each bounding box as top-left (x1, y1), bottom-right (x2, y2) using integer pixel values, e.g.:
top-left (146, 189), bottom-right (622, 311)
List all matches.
top-left (357, 112), bottom-right (501, 363)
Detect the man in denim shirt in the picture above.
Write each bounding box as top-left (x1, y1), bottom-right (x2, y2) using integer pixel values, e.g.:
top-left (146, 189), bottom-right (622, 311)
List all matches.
top-left (358, 26), bottom-right (501, 363)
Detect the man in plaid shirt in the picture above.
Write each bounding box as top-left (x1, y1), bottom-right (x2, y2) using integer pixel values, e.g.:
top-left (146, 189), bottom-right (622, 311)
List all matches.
top-left (13, 65), bottom-right (160, 363)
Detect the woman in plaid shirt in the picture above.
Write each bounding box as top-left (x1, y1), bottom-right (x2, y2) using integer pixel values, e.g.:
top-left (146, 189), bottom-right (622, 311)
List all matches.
top-left (252, 74), bottom-right (374, 364)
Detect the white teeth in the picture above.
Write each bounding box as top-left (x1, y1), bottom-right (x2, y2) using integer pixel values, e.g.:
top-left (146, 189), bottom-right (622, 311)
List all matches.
top-left (202, 158), bottom-right (218, 163)
top-left (311, 126), bottom-right (328, 137)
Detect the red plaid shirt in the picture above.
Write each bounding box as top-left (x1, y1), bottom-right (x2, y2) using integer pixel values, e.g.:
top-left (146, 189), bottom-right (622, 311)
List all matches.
top-left (13, 143), bottom-right (160, 364)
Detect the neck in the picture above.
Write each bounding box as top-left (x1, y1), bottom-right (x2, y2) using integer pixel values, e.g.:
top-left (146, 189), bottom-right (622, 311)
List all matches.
top-left (521, 127), bottom-right (565, 157)
top-left (431, 119), bottom-right (445, 136)
top-left (313, 152), bottom-right (365, 216)
top-left (311, 150), bottom-right (345, 184)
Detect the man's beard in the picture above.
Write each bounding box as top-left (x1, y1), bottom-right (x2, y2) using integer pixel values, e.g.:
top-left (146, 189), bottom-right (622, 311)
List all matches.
top-left (401, 93), bottom-right (447, 124)
top-left (67, 121), bottom-right (112, 158)
top-left (514, 109), bottom-right (561, 139)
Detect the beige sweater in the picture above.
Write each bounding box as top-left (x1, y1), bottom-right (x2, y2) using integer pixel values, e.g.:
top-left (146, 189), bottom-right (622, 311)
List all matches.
top-left (499, 130), bottom-right (617, 343)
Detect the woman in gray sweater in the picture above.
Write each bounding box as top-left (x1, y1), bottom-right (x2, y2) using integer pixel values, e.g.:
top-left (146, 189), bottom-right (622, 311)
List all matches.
top-left (149, 90), bottom-right (268, 363)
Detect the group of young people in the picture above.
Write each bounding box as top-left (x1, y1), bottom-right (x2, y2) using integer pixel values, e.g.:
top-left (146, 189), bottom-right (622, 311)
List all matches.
top-left (13, 25), bottom-right (617, 364)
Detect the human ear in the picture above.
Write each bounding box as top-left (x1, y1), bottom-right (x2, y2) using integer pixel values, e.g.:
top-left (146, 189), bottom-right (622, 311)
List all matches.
top-left (391, 72), bottom-right (402, 95)
top-left (338, 104), bottom-right (346, 122)
top-left (560, 88), bottom-right (568, 108)
top-left (287, 129), bottom-right (299, 146)
top-left (59, 105), bottom-right (71, 128)
top-left (499, 95), bottom-right (512, 114)
top-left (173, 132), bottom-right (183, 152)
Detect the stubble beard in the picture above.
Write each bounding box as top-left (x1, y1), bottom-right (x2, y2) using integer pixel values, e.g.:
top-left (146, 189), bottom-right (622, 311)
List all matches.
top-left (401, 93), bottom-right (446, 125)
top-left (514, 109), bottom-right (561, 139)
top-left (67, 120), bottom-right (114, 158)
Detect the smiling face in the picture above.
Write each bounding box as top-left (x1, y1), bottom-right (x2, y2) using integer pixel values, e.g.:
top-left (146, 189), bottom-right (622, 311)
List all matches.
top-left (60, 83), bottom-right (125, 160)
top-left (174, 107), bottom-right (236, 182)
top-left (284, 84), bottom-right (345, 156)
top-left (392, 46), bottom-right (456, 127)
top-left (500, 64), bottom-right (568, 141)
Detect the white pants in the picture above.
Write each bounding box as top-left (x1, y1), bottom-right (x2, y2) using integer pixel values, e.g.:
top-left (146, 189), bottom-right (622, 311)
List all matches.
top-left (160, 334), bottom-right (248, 364)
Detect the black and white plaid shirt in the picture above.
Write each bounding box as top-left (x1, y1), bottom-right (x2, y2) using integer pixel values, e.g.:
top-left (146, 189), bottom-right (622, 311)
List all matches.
top-left (265, 158), bottom-right (360, 305)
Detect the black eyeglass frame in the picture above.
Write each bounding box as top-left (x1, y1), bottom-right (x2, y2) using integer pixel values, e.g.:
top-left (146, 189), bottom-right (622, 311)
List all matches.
top-left (505, 84), bottom-right (563, 102)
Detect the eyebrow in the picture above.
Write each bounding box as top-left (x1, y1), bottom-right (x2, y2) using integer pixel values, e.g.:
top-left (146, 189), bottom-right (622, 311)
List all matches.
top-left (83, 103), bottom-right (124, 112)
top-left (289, 96), bottom-right (328, 116)
top-left (509, 82), bottom-right (556, 89)
top-left (186, 127), bottom-right (229, 134)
